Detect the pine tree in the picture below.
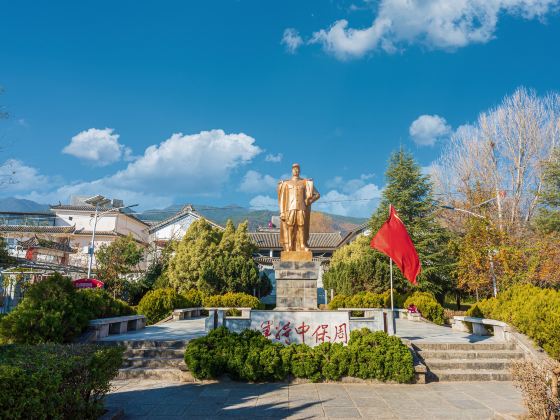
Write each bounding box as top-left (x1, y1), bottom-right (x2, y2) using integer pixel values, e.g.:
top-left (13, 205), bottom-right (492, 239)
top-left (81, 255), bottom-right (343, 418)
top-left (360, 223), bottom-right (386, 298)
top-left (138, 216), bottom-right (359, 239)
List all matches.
top-left (535, 148), bottom-right (560, 234)
top-left (369, 149), bottom-right (454, 300)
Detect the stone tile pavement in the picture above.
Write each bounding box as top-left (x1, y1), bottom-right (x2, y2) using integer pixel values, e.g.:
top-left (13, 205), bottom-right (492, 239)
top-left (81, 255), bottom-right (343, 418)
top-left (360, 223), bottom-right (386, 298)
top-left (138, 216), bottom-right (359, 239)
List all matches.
top-left (107, 380), bottom-right (526, 419)
top-left (100, 318), bottom-right (207, 342)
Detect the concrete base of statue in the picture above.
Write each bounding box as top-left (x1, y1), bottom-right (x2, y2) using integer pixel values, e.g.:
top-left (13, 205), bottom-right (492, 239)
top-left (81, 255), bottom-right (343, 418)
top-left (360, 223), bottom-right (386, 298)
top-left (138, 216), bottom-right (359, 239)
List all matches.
top-left (280, 250), bottom-right (313, 262)
top-left (274, 260), bottom-right (319, 310)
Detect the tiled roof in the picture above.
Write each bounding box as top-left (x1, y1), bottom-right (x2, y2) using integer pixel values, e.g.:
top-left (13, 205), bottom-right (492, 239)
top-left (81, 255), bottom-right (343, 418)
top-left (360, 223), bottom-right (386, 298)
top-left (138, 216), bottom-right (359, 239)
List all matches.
top-left (73, 229), bottom-right (119, 237)
top-left (249, 231), bottom-right (346, 250)
top-left (51, 205), bottom-right (150, 226)
top-left (51, 204), bottom-right (113, 212)
top-left (0, 225), bottom-right (76, 234)
top-left (18, 236), bottom-right (75, 253)
top-left (148, 205), bottom-right (223, 233)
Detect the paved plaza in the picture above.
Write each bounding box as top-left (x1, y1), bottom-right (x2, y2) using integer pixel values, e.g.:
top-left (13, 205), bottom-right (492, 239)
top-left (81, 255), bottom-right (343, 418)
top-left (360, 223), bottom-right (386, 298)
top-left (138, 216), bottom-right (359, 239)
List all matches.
top-left (100, 318), bottom-right (207, 342)
top-left (107, 379), bottom-right (526, 419)
top-left (100, 316), bottom-right (499, 345)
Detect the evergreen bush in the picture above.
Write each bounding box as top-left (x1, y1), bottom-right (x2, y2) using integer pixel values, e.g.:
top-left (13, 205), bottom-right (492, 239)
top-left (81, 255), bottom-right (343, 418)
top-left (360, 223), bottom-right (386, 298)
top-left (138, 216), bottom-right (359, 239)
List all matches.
top-left (137, 288), bottom-right (188, 324)
top-left (467, 284), bottom-right (560, 359)
top-left (202, 292), bottom-right (263, 309)
top-left (0, 273), bottom-right (133, 344)
top-left (184, 327), bottom-right (414, 383)
top-left (404, 292), bottom-right (446, 325)
top-left (328, 291), bottom-right (408, 310)
top-left (0, 344), bottom-right (123, 419)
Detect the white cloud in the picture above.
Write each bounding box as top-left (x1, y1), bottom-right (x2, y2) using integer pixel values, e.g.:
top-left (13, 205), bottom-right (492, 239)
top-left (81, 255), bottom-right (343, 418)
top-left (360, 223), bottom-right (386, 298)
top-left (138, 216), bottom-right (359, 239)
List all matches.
top-left (239, 170), bottom-right (277, 193)
top-left (0, 159), bottom-right (51, 193)
top-left (309, 0), bottom-right (559, 59)
top-left (63, 128), bottom-right (133, 166)
top-left (281, 28), bottom-right (304, 54)
top-left (249, 195), bottom-right (278, 211)
top-left (316, 180), bottom-right (382, 217)
top-left (409, 114), bottom-right (451, 146)
top-left (22, 129), bottom-right (262, 208)
top-left (317, 175), bottom-right (382, 217)
top-left (265, 153), bottom-right (283, 163)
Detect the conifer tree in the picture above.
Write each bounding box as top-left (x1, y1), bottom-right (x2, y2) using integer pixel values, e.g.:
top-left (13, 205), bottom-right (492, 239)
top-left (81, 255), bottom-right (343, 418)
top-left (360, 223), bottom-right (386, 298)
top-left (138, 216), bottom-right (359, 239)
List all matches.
top-left (535, 148), bottom-right (560, 234)
top-left (369, 149), bottom-right (454, 300)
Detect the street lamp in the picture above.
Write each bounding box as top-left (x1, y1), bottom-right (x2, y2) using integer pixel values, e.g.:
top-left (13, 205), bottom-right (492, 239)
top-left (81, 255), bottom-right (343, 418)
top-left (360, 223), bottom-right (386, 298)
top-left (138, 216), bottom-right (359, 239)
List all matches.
top-left (84, 195), bottom-right (138, 279)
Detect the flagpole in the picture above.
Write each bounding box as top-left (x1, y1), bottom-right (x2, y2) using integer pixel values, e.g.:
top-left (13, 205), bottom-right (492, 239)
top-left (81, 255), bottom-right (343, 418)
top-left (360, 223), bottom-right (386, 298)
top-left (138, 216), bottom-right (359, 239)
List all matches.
top-left (390, 258), bottom-right (394, 310)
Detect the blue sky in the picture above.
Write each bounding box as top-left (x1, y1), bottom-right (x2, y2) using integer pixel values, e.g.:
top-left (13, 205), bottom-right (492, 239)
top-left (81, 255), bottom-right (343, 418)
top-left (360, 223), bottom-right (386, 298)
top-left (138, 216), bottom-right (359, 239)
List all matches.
top-left (1, 0), bottom-right (560, 216)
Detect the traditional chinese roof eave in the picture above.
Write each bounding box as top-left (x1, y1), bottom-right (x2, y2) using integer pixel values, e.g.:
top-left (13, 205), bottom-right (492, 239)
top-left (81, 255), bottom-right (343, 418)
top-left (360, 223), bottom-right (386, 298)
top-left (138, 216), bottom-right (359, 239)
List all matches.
top-left (148, 205), bottom-right (224, 233)
top-left (0, 225), bottom-right (76, 234)
top-left (50, 204), bottom-right (150, 227)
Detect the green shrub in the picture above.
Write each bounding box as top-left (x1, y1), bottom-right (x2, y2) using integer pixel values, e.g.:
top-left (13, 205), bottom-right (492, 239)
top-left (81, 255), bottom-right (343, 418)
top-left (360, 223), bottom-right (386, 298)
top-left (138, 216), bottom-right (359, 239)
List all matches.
top-left (347, 329), bottom-right (414, 382)
top-left (404, 292), bottom-right (446, 325)
top-left (468, 284), bottom-right (560, 359)
top-left (328, 291), bottom-right (408, 310)
top-left (137, 288), bottom-right (188, 324)
top-left (0, 273), bottom-right (90, 344)
top-left (184, 327), bottom-right (414, 383)
top-left (202, 292), bottom-right (263, 309)
top-left (0, 273), bottom-right (138, 344)
top-left (182, 289), bottom-right (203, 307)
top-left (327, 294), bottom-right (348, 310)
top-left (0, 344), bottom-right (123, 419)
top-left (78, 288), bottom-right (135, 319)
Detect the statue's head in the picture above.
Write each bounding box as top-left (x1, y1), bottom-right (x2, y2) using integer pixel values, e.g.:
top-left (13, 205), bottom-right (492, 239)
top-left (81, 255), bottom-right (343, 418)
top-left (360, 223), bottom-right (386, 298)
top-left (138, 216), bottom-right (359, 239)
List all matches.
top-left (292, 163), bottom-right (300, 178)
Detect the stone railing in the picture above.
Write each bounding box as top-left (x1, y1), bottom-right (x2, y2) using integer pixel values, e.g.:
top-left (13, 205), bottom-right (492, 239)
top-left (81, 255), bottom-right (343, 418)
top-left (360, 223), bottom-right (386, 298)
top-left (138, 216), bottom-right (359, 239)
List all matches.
top-left (88, 315), bottom-right (146, 340)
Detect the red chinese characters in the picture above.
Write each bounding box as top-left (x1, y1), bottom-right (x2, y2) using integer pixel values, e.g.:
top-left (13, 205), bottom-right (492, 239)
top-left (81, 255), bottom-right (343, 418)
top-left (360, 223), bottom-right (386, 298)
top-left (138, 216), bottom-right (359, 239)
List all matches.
top-left (275, 322), bottom-right (292, 344)
top-left (295, 322), bottom-right (310, 344)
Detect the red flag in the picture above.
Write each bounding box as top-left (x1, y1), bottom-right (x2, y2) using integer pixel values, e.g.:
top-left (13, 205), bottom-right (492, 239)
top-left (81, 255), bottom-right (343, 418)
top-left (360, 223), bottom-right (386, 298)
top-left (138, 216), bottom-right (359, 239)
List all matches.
top-left (370, 205), bottom-right (421, 285)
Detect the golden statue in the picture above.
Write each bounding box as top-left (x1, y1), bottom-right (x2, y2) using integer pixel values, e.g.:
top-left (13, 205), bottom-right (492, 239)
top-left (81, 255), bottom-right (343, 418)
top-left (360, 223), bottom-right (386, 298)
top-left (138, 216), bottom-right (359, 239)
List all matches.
top-left (277, 163), bottom-right (320, 260)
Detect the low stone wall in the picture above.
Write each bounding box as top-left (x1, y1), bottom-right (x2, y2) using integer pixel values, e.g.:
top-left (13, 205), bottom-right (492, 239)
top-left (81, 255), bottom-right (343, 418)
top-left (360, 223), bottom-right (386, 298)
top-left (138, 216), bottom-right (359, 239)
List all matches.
top-left (206, 307), bottom-right (394, 348)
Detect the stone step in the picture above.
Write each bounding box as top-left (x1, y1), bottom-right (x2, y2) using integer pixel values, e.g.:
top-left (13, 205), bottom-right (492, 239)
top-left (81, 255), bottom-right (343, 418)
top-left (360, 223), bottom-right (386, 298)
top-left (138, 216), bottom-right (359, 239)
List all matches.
top-left (117, 367), bottom-right (195, 382)
top-left (122, 357), bottom-right (185, 369)
top-left (111, 340), bottom-right (189, 349)
top-left (426, 359), bottom-right (513, 370)
top-left (413, 342), bottom-right (517, 351)
top-left (417, 349), bottom-right (524, 360)
top-left (123, 348), bottom-right (185, 358)
top-left (429, 369), bottom-right (512, 382)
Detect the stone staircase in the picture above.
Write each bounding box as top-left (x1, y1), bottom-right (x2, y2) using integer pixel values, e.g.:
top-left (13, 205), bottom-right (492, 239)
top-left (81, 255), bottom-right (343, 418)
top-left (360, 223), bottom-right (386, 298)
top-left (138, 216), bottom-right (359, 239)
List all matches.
top-left (115, 340), bottom-right (195, 381)
top-left (413, 342), bottom-right (525, 382)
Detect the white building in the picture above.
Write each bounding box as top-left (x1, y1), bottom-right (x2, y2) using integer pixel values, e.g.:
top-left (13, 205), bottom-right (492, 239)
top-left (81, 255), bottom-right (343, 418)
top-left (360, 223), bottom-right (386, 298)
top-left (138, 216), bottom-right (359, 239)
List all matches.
top-left (148, 205), bottom-right (223, 247)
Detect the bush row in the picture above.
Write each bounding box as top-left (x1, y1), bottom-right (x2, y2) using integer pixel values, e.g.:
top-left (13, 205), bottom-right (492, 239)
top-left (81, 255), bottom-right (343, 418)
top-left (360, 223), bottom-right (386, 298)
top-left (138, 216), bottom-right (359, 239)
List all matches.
top-left (0, 273), bottom-right (134, 344)
top-left (327, 290), bottom-right (445, 325)
top-left (137, 289), bottom-right (262, 324)
top-left (0, 344), bottom-right (124, 419)
top-left (467, 284), bottom-right (560, 359)
top-left (184, 327), bottom-right (414, 383)
top-left (327, 291), bottom-right (408, 310)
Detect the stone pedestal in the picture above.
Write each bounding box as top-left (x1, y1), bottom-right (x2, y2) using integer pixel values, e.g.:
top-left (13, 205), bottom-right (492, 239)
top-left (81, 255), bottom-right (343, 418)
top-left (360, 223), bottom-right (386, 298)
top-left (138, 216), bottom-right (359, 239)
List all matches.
top-left (274, 260), bottom-right (319, 310)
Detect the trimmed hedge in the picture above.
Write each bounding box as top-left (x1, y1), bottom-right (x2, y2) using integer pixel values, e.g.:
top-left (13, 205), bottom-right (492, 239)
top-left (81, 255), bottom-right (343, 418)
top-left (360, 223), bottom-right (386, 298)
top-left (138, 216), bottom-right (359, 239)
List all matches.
top-left (328, 291), bottom-right (408, 310)
top-left (0, 344), bottom-right (123, 419)
top-left (467, 284), bottom-right (560, 359)
top-left (184, 327), bottom-right (414, 383)
top-left (202, 292), bottom-right (263, 309)
top-left (403, 292), bottom-right (445, 325)
top-left (0, 273), bottom-right (134, 344)
top-left (137, 288), bottom-right (188, 324)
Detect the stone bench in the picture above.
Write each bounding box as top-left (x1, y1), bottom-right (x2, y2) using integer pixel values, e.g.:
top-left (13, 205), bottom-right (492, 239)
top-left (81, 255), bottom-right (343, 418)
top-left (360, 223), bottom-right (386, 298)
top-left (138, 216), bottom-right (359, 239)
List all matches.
top-left (89, 315), bottom-right (146, 340)
top-left (172, 307), bottom-right (204, 320)
top-left (452, 316), bottom-right (509, 341)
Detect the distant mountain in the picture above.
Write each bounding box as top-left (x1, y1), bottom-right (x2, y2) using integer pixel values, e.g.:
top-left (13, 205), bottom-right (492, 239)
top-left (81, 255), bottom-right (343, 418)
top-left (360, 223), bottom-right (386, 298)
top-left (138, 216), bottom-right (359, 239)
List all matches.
top-left (140, 204), bottom-right (368, 232)
top-left (0, 197), bottom-right (50, 213)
